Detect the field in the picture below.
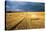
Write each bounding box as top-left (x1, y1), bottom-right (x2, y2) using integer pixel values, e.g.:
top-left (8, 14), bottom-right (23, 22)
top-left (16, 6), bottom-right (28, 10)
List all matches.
top-left (6, 12), bottom-right (45, 30)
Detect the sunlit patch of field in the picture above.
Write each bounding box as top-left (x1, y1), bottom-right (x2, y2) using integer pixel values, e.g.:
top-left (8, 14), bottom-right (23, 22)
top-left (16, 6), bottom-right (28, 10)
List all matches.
top-left (6, 12), bottom-right (45, 30)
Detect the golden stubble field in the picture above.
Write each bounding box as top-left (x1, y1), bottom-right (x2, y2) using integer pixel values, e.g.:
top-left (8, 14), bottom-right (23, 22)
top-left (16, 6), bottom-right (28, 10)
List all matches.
top-left (6, 12), bottom-right (45, 30)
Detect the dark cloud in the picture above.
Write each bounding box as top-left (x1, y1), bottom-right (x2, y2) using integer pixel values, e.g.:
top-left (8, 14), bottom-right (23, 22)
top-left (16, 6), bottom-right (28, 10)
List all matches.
top-left (5, 1), bottom-right (44, 12)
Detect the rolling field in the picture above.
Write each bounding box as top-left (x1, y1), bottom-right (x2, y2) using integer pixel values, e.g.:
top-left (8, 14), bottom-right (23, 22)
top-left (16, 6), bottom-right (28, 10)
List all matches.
top-left (6, 12), bottom-right (45, 30)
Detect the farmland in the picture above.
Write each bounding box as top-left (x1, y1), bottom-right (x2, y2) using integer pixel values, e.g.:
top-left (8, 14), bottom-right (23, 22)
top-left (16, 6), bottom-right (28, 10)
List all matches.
top-left (6, 12), bottom-right (45, 30)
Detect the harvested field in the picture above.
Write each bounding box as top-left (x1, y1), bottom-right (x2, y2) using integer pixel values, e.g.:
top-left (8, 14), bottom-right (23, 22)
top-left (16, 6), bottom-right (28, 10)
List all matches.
top-left (6, 12), bottom-right (45, 30)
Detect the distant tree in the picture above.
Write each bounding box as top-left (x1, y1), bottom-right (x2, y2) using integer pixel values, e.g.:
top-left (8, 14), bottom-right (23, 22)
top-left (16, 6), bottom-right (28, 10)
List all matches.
top-left (6, 11), bottom-right (12, 13)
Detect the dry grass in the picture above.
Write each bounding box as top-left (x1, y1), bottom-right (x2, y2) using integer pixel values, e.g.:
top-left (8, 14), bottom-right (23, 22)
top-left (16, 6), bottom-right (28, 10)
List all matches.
top-left (6, 12), bottom-right (45, 30)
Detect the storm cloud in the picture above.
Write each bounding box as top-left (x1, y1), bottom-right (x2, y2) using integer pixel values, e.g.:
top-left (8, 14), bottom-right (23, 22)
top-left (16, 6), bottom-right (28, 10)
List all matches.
top-left (5, 1), bottom-right (44, 12)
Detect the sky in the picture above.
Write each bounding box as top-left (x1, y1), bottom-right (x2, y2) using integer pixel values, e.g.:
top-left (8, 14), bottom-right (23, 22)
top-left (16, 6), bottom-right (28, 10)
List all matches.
top-left (5, 1), bottom-right (44, 12)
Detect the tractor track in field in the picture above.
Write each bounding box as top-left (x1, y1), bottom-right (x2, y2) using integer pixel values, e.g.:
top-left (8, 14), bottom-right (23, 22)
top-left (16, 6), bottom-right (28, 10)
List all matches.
top-left (9, 17), bottom-right (25, 30)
